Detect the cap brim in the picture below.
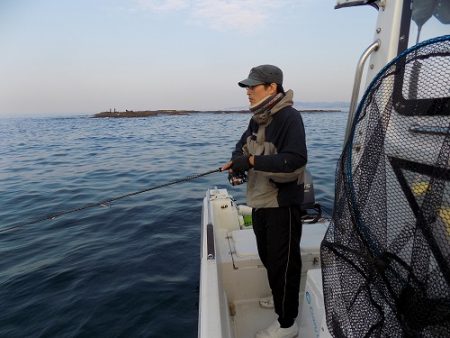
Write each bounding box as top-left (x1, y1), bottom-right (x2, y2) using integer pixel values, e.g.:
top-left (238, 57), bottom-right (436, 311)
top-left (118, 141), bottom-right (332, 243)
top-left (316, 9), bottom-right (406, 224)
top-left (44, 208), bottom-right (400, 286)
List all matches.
top-left (238, 78), bottom-right (265, 88)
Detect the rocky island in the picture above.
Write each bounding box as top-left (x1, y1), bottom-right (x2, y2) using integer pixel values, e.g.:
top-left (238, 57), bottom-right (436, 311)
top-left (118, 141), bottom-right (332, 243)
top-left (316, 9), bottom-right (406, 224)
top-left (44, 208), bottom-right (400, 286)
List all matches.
top-left (92, 109), bottom-right (250, 118)
top-left (93, 108), bottom-right (343, 118)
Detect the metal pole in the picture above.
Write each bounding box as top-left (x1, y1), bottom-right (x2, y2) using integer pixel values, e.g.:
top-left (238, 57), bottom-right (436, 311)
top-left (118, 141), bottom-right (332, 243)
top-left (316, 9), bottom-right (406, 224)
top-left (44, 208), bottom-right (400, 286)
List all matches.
top-left (344, 40), bottom-right (381, 145)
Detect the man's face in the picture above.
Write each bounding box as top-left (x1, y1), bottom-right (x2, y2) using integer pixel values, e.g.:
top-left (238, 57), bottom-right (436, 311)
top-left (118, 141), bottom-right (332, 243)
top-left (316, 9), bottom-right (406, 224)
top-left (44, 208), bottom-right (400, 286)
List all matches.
top-left (246, 83), bottom-right (276, 106)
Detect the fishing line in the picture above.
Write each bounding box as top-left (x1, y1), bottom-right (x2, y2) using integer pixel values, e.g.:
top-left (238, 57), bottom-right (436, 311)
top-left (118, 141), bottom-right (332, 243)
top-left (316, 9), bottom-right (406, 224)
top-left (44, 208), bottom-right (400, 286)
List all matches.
top-left (0, 167), bottom-right (223, 234)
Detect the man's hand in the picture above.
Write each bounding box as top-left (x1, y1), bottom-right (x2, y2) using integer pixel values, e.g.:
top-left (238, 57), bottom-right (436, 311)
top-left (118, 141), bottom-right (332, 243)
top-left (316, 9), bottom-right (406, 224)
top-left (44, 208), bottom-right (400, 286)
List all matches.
top-left (221, 161), bottom-right (233, 172)
top-left (231, 155), bottom-right (253, 172)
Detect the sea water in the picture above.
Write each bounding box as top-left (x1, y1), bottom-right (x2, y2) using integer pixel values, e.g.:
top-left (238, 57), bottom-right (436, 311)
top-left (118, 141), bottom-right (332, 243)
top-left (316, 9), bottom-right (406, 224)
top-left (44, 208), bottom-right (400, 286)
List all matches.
top-left (0, 112), bottom-right (346, 337)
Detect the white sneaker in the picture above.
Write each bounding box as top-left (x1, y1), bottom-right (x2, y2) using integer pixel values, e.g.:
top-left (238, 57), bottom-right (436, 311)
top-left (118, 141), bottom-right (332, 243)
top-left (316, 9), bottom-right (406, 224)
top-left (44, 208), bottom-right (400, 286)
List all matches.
top-left (255, 320), bottom-right (298, 338)
top-left (259, 295), bottom-right (274, 309)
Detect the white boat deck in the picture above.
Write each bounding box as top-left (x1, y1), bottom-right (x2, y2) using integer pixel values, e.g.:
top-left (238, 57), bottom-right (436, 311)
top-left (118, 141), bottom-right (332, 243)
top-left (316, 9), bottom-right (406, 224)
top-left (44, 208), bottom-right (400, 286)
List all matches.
top-left (226, 226), bottom-right (328, 337)
top-left (231, 299), bottom-right (277, 338)
top-left (199, 188), bottom-right (332, 338)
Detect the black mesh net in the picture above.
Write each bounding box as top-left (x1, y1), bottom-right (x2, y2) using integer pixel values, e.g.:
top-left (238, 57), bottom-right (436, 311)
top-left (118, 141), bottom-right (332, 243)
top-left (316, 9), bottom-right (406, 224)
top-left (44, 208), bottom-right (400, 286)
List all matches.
top-left (321, 35), bottom-right (450, 337)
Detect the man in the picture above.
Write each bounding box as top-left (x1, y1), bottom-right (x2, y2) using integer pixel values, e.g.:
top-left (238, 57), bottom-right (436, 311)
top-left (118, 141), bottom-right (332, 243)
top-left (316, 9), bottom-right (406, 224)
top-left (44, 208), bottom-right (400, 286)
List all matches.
top-left (222, 65), bottom-right (307, 338)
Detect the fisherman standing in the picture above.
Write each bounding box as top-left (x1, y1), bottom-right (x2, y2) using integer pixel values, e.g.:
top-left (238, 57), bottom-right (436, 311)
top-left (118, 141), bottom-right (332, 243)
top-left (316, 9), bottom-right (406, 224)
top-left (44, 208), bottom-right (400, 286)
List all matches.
top-left (222, 64), bottom-right (307, 338)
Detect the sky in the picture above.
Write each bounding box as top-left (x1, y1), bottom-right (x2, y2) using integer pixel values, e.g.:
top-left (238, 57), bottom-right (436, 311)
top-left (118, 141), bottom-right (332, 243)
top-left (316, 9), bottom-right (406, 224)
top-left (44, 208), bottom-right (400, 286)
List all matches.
top-left (0, 0), bottom-right (380, 117)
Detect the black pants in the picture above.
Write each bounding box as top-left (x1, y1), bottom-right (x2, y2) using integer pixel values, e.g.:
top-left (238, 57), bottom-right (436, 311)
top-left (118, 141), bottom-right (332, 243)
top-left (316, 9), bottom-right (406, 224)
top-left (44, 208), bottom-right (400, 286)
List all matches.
top-left (252, 207), bottom-right (302, 328)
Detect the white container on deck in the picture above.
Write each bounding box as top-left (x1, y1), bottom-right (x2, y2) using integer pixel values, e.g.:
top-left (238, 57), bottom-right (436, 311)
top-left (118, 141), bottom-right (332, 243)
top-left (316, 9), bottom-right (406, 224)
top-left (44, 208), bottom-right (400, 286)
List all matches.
top-left (299, 269), bottom-right (332, 338)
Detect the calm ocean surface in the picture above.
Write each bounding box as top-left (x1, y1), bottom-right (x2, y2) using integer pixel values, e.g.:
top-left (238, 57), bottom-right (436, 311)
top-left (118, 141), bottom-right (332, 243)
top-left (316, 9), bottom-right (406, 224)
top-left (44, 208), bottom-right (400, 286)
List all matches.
top-left (0, 112), bottom-right (346, 337)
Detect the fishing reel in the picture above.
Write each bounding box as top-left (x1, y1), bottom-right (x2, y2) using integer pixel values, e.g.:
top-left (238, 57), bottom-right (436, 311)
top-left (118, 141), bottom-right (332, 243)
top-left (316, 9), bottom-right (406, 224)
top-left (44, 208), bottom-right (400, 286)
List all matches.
top-left (228, 171), bottom-right (248, 186)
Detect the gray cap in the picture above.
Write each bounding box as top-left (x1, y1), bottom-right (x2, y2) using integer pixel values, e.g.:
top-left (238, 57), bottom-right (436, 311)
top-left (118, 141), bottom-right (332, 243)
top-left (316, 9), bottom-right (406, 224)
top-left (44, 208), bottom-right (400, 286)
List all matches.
top-left (238, 64), bottom-right (283, 87)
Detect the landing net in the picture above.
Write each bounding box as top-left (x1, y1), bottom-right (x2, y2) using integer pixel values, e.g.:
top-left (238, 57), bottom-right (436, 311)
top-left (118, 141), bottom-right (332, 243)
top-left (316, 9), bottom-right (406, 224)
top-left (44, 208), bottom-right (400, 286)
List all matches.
top-left (321, 35), bottom-right (450, 337)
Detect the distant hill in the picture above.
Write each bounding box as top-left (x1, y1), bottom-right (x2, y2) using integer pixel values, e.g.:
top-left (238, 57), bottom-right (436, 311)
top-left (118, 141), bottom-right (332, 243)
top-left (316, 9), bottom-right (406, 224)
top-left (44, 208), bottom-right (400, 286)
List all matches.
top-left (293, 101), bottom-right (349, 111)
top-left (226, 101), bottom-right (349, 112)
top-left (92, 109), bottom-right (249, 118)
top-left (93, 102), bottom-right (349, 118)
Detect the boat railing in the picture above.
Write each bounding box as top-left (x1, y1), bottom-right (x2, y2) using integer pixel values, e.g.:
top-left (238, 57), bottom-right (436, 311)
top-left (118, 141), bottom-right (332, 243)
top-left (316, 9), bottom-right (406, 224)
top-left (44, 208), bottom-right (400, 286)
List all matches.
top-left (344, 39), bottom-right (380, 145)
top-left (199, 193), bottom-right (231, 338)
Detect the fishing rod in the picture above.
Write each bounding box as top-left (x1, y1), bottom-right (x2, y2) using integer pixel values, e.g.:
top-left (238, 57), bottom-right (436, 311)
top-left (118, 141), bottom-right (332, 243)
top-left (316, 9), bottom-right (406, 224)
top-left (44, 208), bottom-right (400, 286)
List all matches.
top-left (1, 167), bottom-right (223, 234)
